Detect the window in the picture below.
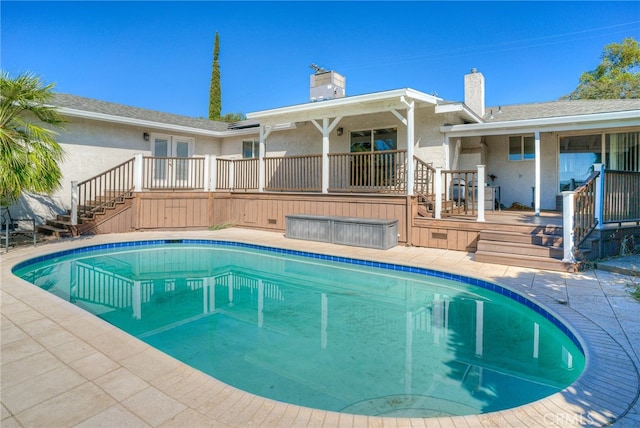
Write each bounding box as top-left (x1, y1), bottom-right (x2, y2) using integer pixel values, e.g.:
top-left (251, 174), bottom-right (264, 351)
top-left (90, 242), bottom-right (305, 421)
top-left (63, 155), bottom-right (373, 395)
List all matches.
top-left (350, 128), bottom-right (397, 153)
top-left (607, 131), bottom-right (640, 171)
top-left (559, 134), bottom-right (601, 191)
top-left (349, 128), bottom-right (398, 187)
top-left (508, 135), bottom-right (535, 161)
top-left (242, 139), bottom-right (260, 159)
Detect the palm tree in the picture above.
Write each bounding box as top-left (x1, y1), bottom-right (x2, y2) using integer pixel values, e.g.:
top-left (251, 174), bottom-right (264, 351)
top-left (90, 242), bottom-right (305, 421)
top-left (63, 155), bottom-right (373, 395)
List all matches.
top-left (0, 71), bottom-right (66, 206)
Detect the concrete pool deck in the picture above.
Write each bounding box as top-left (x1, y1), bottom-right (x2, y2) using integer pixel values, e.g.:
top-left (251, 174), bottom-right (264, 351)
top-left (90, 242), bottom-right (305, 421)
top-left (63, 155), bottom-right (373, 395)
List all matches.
top-left (1, 229), bottom-right (639, 427)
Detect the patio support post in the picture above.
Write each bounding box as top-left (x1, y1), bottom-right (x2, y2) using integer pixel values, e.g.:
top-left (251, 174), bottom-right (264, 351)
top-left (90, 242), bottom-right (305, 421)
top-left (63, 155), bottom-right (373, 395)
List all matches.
top-left (70, 181), bottom-right (78, 226)
top-left (534, 131), bottom-right (541, 216)
top-left (322, 118), bottom-right (330, 193)
top-left (477, 165), bottom-right (486, 222)
top-left (594, 163), bottom-right (604, 229)
top-left (434, 167), bottom-right (443, 219)
top-left (401, 97), bottom-right (415, 196)
top-left (134, 153), bottom-right (144, 192)
top-left (311, 116), bottom-right (342, 193)
top-left (562, 191), bottom-right (576, 263)
top-left (258, 126), bottom-right (273, 192)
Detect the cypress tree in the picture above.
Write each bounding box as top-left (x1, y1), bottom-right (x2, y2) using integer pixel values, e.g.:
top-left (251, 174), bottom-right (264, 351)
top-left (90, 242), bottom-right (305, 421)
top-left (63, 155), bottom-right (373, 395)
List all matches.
top-left (209, 32), bottom-right (221, 120)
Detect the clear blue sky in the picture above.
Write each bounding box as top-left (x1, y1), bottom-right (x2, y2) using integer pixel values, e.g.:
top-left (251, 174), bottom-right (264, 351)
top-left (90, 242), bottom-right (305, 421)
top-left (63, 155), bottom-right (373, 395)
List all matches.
top-left (2, 1), bottom-right (639, 118)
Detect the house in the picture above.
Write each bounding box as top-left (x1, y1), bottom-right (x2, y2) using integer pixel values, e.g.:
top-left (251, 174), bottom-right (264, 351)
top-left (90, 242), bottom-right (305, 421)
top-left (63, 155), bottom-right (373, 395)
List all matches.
top-left (10, 69), bottom-right (640, 270)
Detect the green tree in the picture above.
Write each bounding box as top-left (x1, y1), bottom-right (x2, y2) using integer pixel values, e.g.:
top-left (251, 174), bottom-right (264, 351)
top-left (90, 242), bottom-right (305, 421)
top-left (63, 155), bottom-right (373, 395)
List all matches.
top-left (221, 112), bottom-right (246, 122)
top-left (0, 72), bottom-right (66, 206)
top-left (209, 31), bottom-right (221, 120)
top-left (563, 37), bottom-right (640, 100)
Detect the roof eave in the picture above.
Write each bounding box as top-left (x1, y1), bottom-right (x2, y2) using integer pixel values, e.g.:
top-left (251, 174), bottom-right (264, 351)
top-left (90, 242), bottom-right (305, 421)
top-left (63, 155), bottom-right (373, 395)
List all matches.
top-left (246, 88), bottom-right (441, 122)
top-left (434, 103), bottom-right (484, 124)
top-left (441, 110), bottom-right (640, 137)
top-left (58, 107), bottom-right (259, 138)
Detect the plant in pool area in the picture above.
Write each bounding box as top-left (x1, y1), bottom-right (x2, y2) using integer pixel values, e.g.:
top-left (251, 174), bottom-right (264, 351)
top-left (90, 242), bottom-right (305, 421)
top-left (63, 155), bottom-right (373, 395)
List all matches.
top-left (628, 283), bottom-right (640, 302)
top-left (209, 220), bottom-right (236, 230)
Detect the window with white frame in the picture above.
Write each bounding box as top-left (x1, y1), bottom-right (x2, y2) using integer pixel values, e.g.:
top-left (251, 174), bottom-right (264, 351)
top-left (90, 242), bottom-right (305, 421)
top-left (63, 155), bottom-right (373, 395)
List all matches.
top-left (508, 135), bottom-right (535, 161)
top-left (242, 139), bottom-right (260, 159)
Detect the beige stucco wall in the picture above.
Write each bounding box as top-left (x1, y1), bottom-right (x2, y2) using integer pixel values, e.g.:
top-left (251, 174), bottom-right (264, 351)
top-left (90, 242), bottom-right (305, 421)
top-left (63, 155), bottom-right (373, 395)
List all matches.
top-left (482, 132), bottom-right (558, 210)
top-left (13, 117), bottom-right (222, 222)
top-left (231, 106), bottom-right (448, 166)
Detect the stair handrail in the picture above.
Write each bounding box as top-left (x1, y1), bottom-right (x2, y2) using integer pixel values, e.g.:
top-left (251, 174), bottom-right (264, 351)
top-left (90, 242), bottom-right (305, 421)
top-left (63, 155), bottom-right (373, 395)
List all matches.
top-left (77, 157), bottom-right (136, 219)
top-left (573, 169), bottom-right (600, 249)
top-left (413, 156), bottom-right (435, 206)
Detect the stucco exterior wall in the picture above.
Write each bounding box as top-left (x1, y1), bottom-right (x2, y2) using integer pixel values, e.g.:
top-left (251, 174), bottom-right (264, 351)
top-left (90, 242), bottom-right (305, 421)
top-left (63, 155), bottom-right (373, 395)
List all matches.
top-left (14, 117), bottom-right (221, 222)
top-left (230, 107), bottom-right (448, 167)
top-left (483, 132), bottom-right (558, 210)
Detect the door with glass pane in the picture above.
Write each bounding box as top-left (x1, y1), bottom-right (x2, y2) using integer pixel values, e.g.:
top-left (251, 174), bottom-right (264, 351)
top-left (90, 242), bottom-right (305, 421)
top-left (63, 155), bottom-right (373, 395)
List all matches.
top-left (152, 135), bottom-right (194, 188)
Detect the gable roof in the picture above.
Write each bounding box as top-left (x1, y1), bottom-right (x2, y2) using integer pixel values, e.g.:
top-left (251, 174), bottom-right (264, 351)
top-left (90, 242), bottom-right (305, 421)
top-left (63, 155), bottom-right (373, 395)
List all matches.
top-left (484, 99), bottom-right (640, 122)
top-left (51, 93), bottom-right (259, 136)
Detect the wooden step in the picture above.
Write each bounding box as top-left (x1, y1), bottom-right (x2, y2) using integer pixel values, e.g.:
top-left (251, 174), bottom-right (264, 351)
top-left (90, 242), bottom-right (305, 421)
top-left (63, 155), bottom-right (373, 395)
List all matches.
top-left (477, 240), bottom-right (563, 259)
top-left (475, 250), bottom-right (575, 272)
top-left (36, 224), bottom-right (72, 238)
top-left (479, 230), bottom-right (563, 247)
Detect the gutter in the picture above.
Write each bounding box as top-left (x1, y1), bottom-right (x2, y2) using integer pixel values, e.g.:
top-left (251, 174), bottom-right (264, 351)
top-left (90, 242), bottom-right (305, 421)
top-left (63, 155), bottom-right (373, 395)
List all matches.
top-left (57, 107), bottom-right (261, 138)
top-left (441, 110), bottom-right (640, 137)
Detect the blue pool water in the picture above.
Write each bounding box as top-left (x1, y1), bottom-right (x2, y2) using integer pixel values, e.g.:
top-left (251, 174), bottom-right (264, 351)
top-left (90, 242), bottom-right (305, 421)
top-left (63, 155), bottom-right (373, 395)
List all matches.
top-left (13, 240), bottom-right (584, 417)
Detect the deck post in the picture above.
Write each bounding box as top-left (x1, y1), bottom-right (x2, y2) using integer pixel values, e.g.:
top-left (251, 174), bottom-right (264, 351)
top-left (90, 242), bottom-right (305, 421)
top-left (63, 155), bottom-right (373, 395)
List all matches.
top-left (435, 167), bottom-right (443, 219)
top-left (477, 165), bottom-right (486, 222)
top-left (133, 153), bottom-right (143, 192)
top-left (534, 131), bottom-right (541, 216)
top-left (562, 191), bottom-right (576, 263)
top-left (229, 160), bottom-right (235, 191)
top-left (594, 163), bottom-right (604, 229)
top-left (70, 181), bottom-right (78, 226)
top-left (208, 155), bottom-right (217, 192)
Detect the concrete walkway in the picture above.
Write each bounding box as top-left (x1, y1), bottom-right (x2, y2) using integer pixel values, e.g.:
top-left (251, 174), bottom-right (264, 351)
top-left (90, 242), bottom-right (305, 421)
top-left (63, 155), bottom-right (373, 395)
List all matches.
top-left (2, 229), bottom-right (639, 427)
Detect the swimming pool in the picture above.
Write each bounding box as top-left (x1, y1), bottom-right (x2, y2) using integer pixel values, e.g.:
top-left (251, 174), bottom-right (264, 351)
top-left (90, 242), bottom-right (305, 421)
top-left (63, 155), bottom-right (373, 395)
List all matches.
top-left (13, 239), bottom-right (585, 418)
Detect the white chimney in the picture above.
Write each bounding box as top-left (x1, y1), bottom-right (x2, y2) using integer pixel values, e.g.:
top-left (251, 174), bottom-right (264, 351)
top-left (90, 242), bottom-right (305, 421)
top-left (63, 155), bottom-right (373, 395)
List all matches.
top-left (464, 68), bottom-right (485, 118)
top-left (309, 66), bottom-right (346, 102)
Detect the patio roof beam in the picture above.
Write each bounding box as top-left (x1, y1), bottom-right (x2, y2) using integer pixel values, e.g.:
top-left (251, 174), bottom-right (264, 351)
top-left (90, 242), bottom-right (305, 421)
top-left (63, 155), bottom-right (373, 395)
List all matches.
top-left (390, 109), bottom-right (408, 126)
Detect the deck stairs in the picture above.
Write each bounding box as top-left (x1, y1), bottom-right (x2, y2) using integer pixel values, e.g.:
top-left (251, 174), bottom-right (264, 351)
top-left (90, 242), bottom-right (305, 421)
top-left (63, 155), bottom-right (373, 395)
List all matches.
top-left (415, 191), bottom-right (467, 218)
top-left (474, 225), bottom-right (575, 272)
top-left (37, 191), bottom-right (134, 238)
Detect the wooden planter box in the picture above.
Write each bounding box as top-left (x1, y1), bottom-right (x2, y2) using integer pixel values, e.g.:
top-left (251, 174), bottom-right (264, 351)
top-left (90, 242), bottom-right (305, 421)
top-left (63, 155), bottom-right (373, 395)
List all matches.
top-left (285, 214), bottom-right (398, 249)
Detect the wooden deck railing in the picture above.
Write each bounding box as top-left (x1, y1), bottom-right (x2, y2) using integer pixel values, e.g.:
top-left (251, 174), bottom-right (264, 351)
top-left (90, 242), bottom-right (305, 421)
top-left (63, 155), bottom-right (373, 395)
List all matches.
top-left (573, 170), bottom-right (599, 247)
top-left (216, 158), bottom-right (233, 190)
top-left (265, 154), bottom-right (322, 192)
top-left (77, 157), bottom-right (135, 218)
top-left (603, 170), bottom-right (640, 224)
top-left (328, 150), bottom-right (407, 193)
top-left (441, 170), bottom-right (478, 215)
top-left (142, 157), bottom-right (205, 190)
top-left (233, 158), bottom-right (259, 191)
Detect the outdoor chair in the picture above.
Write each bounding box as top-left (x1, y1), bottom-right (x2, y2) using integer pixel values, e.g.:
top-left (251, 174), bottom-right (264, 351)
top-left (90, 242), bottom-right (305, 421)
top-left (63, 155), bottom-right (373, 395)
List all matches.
top-left (1, 207), bottom-right (37, 251)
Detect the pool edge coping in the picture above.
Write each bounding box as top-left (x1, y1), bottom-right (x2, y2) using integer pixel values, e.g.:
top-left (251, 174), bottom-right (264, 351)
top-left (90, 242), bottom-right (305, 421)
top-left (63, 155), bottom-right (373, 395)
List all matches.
top-left (2, 232), bottom-right (639, 427)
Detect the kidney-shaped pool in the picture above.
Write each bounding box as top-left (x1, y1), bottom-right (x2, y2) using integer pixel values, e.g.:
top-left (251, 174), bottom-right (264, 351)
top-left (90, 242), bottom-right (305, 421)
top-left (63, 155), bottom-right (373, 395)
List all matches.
top-left (13, 239), bottom-right (584, 417)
